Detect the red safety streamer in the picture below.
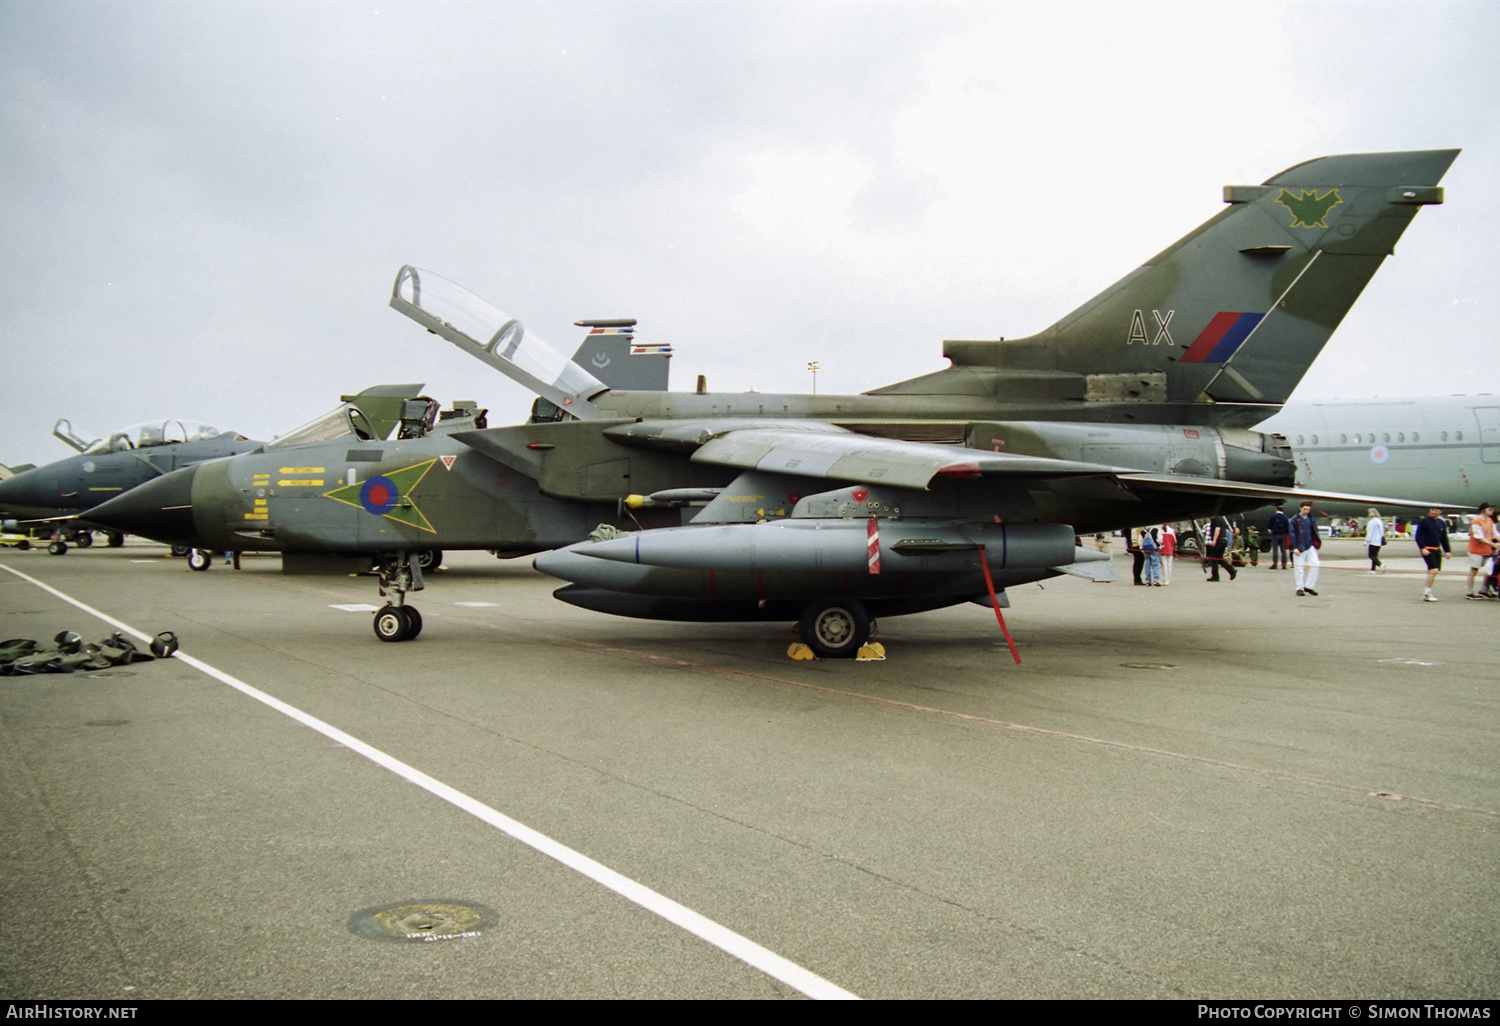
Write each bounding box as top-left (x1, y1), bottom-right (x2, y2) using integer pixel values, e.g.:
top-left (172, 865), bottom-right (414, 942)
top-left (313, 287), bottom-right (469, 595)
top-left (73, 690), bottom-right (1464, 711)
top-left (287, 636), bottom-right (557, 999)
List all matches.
top-left (976, 545), bottom-right (1022, 665)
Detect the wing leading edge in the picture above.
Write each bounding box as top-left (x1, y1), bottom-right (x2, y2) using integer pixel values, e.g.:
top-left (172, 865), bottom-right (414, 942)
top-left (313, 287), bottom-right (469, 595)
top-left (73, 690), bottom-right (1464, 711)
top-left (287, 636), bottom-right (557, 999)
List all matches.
top-left (609, 421), bottom-right (1454, 517)
top-left (687, 427), bottom-right (1117, 489)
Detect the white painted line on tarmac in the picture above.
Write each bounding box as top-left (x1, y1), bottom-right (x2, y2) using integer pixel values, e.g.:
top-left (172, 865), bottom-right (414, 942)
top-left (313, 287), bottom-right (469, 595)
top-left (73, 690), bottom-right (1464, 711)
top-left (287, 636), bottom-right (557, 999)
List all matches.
top-left (454, 601), bottom-right (498, 607)
top-left (0, 561), bottom-right (858, 1000)
top-left (330, 603), bottom-right (380, 612)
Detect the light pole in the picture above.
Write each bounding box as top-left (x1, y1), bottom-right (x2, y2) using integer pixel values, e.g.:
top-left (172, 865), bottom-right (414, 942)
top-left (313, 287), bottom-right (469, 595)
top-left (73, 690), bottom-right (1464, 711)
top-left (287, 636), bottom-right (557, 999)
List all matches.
top-left (807, 361), bottom-right (819, 394)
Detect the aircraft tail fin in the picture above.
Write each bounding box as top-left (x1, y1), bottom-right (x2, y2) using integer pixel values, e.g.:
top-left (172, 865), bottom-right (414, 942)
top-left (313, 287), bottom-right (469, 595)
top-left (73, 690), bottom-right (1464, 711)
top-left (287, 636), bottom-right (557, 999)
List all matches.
top-left (875, 149), bottom-right (1458, 417)
top-left (571, 320), bottom-right (673, 391)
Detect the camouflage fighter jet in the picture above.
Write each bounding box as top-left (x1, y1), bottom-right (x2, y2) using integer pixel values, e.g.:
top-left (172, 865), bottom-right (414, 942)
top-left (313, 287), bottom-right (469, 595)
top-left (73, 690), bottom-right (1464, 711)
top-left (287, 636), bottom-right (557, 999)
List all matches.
top-left (0, 419), bottom-right (259, 552)
top-left (0, 387), bottom-right (425, 554)
top-left (88, 149), bottom-right (1458, 651)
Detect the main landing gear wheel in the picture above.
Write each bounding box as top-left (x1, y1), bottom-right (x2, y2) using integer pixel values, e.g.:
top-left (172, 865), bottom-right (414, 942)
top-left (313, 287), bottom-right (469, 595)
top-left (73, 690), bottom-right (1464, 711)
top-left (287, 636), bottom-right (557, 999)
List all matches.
top-left (170, 544), bottom-right (190, 558)
top-left (106, 532), bottom-right (125, 547)
top-left (416, 549), bottom-right (442, 572)
top-left (187, 549), bottom-right (212, 571)
top-left (373, 604), bottom-right (422, 642)
top-left (76, 532), bottom-right (93, 548)
top-left (48, 541), bottom-right (68, 556)
top-left (798, 598), bottom-right (871, 659)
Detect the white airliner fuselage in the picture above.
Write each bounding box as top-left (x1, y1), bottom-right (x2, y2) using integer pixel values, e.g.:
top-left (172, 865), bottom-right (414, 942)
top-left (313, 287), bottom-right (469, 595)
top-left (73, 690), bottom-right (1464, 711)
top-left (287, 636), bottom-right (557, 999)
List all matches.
top-left (1259, 395), bottom-right (1500, 514)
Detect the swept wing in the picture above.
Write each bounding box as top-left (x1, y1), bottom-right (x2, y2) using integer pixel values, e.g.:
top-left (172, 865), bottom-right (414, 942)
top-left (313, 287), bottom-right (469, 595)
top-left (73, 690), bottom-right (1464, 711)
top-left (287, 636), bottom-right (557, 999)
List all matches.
top-left (608, 421), bottom-right (1448, 514)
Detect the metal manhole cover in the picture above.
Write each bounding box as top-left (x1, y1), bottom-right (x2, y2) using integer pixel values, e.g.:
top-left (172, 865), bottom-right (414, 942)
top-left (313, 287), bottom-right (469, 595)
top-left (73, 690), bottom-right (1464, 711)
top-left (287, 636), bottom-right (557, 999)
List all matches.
top-left (349, 900), bottom-right (496, 943)
top-left (1121, 662), bottom-right (1177, 670)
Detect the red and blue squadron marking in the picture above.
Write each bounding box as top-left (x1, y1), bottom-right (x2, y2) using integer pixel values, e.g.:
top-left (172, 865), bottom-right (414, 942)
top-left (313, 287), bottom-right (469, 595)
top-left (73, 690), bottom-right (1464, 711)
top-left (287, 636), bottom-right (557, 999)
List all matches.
top-left (324, 460), bottom-right (439, 533)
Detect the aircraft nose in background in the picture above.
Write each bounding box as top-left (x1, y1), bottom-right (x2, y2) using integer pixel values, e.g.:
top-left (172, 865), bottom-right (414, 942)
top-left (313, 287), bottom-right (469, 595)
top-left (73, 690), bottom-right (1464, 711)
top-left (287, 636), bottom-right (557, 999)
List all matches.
top-left (86, 466), bottom-right (201, 546)
top-left (0, 468), bottom-right (48, 510)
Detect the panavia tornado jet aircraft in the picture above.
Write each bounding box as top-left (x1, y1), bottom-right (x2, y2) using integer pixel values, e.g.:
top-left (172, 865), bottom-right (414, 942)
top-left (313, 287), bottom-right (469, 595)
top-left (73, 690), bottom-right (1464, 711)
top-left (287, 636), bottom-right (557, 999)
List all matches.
top-left (88, 149), bottom-right (1458, 652)
top-left (0, 388), bottom-right (427, 554)
top-left (0, 418), bottom-right (259, 552)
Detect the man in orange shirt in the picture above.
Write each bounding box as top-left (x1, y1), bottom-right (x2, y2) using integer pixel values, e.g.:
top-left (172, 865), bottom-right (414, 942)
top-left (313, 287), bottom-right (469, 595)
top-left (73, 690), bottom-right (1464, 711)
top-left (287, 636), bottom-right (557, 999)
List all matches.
top-left (1467, 501), bottom-right (1498, 600)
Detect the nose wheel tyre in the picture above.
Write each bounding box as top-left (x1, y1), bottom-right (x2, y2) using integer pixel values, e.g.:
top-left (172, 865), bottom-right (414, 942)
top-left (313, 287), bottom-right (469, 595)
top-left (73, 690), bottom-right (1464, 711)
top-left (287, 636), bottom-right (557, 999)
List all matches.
top-left (47, 541), bottom-right (68, 556)
top-left (374, 605), bottom-right (422, 642)
top-left (798, 598), bottom-right (871, 659)
top-left (374, 605), bottom-right (408, 642)
top-left (187, 549), bottom-right (212, 572)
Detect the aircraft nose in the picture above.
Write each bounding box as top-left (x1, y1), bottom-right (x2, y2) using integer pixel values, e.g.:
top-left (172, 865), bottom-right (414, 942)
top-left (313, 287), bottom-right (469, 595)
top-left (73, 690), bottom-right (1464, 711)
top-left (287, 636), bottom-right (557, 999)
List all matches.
top-left (87, 466), bottom-right (201, 545)
top-left (0, 468), bottom-right (46, 510)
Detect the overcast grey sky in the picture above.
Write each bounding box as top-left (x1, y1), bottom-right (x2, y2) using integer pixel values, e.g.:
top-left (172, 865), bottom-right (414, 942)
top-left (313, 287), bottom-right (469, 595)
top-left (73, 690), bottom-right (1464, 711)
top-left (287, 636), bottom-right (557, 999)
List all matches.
top-left (1, 0), bottom-right (1495, 464)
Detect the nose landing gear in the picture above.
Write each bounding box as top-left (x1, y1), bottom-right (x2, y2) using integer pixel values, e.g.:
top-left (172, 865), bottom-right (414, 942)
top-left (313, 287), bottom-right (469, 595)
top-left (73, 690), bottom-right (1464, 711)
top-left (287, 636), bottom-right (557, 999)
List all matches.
top-left (370, 551), bottom-right (426, 642)
top-left (374, 604), bottom-right (423, 642)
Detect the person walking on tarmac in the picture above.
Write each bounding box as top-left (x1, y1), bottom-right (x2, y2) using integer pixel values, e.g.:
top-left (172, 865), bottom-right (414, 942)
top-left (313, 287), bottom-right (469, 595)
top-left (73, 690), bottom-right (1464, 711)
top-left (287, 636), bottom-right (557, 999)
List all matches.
top-left (1415, 506), bottom-right (1450, 602)
top-left (1127, 527), bottom-right (1146, 586)
top-left (1268, 504), bottom-right (1291, 570)
top-left (1365, 508), bottom-right (1387, 573)
top-left (1465, 501), bottom-right (1497, 599)
top-left (1142, 528), bottom-right (1162, 586)
top-left (1289, 501), bottom-right (1321, 596)
top-left (1205, 515), bottom-right (1236, 582)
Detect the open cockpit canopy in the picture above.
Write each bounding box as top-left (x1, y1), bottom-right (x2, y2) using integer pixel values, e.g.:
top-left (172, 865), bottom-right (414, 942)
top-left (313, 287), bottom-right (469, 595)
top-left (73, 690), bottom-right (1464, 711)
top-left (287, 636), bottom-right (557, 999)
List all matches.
top-left (391, 265), bottom-right (607, 418)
